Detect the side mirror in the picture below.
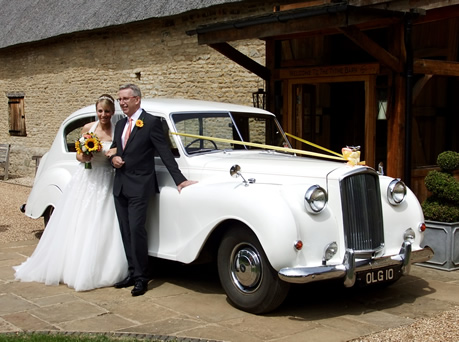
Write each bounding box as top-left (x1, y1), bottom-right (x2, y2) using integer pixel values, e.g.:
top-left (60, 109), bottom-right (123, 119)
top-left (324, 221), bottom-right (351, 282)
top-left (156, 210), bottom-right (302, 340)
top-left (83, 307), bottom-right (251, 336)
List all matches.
top-left (229, 164), bottom-right (255, 186)
top-left (230, 164), bottom-right (241, 178)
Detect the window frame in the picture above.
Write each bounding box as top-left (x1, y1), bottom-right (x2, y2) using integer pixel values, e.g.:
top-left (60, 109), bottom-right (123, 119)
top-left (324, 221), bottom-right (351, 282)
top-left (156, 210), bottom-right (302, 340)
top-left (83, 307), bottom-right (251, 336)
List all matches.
top-left (7, 93), bottom-right (26, 136)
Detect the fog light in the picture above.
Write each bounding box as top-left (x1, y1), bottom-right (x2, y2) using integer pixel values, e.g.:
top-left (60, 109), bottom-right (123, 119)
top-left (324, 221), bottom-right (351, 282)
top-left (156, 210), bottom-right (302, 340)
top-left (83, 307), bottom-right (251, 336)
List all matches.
top-left (323, 241), bottom-right (338, 264)
top-left (403, 228), bottom-right (415, 243)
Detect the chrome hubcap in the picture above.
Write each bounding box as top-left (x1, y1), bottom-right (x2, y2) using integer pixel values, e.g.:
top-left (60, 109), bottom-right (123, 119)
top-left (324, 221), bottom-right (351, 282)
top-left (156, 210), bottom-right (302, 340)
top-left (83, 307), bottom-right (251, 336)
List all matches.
top-left (230, 243), bottom-right (262, 293)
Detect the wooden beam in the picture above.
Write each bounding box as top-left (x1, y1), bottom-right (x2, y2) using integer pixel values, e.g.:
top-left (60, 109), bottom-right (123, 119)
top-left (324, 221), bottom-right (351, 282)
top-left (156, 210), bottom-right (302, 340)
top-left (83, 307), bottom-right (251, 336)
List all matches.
top-left (277, 1), bottom-right (333, 11)
top-left (338, 25), bottom-right (403, 73)
top-left (277, 63), bottom-right (380, 79)
top-left (412, 74), bottom-right (433, 103)
top-left (208, 43), bottom-right (270, 80)
top-left (351, 0), bottom-right (459, 13)
top-left (195, 6), bottom-right (404, 45)
top-left (412, 3), bottom-right (459, 24)
top-left (197, 12), bottom-right (349, 45)
top-left (414, 59), bottom-right (459, 76)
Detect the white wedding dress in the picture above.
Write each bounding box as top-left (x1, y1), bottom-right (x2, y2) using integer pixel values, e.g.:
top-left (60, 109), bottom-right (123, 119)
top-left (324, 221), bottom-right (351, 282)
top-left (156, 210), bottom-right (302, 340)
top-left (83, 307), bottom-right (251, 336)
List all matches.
top-left (14, 122), bottom-right (128, 291)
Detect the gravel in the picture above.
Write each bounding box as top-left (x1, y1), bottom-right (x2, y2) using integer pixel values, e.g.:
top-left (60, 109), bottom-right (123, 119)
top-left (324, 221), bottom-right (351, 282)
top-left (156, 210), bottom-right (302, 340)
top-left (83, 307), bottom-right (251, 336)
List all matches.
top-left (0, 179), bottom-right (44, 244)
top-left (1, 178), bottom-right (458, 341)
top-left (349, 307), bottom-right (459, 342)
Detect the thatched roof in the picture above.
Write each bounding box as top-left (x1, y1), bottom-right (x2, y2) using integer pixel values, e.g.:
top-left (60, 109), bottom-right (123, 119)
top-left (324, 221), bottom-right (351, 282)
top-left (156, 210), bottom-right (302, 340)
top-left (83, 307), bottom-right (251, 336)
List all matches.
top-left (0, 0), bottom-right (242, 49)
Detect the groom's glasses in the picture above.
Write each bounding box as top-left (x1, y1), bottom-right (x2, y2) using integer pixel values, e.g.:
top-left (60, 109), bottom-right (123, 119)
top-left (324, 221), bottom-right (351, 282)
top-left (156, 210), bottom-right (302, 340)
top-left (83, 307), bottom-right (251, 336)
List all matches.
top-left (117, 96), bottom-right (137, 103)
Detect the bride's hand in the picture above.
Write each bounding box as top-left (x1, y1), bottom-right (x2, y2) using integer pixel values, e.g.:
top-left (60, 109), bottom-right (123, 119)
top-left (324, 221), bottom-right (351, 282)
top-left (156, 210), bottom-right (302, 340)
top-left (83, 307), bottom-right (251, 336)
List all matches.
top-left (106, 147), bottom-right (117, 158)
top-left (76, 153), bottom-right (92, 162)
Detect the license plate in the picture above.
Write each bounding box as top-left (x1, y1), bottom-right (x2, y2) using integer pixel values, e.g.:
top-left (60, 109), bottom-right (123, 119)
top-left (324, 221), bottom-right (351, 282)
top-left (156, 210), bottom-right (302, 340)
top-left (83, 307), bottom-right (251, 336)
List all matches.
top-left (359, 267), bottom-right (399, 285)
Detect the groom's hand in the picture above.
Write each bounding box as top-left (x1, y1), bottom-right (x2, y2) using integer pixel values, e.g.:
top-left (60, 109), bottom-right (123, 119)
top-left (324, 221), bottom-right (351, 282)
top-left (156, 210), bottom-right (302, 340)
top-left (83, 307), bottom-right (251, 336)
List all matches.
top-left (111, 156), bottom-right (125, 168)
top-left (177, 180), bottom-right (198, 193)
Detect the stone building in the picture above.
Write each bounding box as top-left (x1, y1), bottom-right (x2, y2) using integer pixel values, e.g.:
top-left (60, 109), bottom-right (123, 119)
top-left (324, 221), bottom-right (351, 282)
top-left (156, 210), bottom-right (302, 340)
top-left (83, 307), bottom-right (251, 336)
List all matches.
top-left (0, 0), bottom-right (268, 176)
top-left (1, 0), bottom-right (459, 202)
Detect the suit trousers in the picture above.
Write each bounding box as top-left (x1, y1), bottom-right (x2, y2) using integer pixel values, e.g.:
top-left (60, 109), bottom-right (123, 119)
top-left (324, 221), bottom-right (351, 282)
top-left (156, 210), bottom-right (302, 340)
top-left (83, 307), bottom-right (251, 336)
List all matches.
top-left (114, 189), bottom-right (150, 282)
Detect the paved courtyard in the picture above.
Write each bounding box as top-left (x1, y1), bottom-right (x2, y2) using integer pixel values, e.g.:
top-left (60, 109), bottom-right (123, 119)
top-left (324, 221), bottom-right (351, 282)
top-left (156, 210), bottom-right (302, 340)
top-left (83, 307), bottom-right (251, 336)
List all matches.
top-left (0, 181), bottom-right (458, 341)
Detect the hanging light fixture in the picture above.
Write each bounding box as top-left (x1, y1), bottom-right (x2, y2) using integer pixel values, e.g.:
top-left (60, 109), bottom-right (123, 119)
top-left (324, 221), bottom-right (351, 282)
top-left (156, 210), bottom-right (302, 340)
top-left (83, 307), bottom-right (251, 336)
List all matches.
top-left (377, 87), bottom-right (388, 120)
top-left (252, 88), bottom-right (266, 109)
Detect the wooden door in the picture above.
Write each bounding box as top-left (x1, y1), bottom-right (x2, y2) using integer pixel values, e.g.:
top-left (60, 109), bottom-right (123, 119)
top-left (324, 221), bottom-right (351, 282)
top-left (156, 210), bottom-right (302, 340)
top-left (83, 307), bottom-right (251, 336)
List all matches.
top-left (286, 78), bottom-right (374, 166)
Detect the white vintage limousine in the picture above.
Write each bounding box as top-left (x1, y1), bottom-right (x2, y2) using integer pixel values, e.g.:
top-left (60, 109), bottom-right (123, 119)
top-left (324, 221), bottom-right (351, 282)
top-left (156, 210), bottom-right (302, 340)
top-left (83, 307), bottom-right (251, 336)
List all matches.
top-left (23, 98), bottom-right (433, 314)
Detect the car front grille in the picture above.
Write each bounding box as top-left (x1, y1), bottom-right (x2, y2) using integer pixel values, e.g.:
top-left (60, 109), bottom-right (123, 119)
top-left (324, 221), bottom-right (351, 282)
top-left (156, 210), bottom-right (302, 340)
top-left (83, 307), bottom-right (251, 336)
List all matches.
top-left (340, 170), bottom-right (384, 252)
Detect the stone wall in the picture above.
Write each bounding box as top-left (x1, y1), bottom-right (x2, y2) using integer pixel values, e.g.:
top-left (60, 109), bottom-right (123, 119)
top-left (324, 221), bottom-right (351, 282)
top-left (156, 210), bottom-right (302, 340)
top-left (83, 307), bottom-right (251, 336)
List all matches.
top-left (0, 3), bottom-right (267, 177)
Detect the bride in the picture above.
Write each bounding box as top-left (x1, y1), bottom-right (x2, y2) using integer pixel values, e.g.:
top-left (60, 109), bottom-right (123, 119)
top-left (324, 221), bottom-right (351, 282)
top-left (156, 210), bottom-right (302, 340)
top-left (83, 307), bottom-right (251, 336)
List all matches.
top-left (14, 94), bottom-right (128, 291)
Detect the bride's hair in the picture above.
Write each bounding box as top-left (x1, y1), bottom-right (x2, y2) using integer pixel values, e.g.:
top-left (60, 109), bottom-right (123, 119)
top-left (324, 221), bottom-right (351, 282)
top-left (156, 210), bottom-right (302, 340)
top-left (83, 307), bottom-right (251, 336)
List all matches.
top-left (96, 94), bottom-right (115, 113)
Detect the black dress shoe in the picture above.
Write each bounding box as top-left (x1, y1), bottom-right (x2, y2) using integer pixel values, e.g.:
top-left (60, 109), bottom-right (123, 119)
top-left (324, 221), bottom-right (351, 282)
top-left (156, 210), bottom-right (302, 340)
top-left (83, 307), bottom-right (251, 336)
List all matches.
top-left (131, 280), bottom-right (148, 296)
top-left (114, 276), bottom-right (135, 288)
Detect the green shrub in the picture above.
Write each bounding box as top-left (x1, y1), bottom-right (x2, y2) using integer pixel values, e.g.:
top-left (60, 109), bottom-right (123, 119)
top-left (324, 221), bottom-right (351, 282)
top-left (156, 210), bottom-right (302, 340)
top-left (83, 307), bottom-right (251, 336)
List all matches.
top-left (422, 197), bottom-right (459, 223)
top-left (437, 150), bottom-right (459, 172)
top-left (424, 170), bottom-right (459, 204)
top-left (422, 151), bottom-right (459, 223)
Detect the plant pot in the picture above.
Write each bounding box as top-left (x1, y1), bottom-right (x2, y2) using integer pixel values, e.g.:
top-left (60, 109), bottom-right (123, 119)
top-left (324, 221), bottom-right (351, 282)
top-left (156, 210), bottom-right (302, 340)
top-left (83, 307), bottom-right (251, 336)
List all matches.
top-left (419, 220), bottom-right (459, 271)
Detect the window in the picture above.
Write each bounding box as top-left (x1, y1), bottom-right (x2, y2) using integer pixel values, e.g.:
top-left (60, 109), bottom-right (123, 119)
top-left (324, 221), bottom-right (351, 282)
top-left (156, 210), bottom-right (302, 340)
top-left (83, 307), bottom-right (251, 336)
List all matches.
top-left (7, 93), bottom-right (26, 136)
top-left (64, 117), bottom-right (95, 152)
top-left (171, 111), bottom-right (289, 155)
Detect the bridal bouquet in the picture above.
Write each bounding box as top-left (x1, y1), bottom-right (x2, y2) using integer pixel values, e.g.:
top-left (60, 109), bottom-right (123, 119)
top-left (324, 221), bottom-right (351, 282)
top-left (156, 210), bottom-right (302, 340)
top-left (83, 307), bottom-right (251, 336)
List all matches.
top-left (75, 132), bottom-right (102, 169)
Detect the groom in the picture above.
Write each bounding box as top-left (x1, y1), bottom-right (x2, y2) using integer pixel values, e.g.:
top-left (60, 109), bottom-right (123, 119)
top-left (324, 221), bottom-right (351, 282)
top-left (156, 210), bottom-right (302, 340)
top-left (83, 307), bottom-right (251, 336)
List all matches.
top-left (110, 84), bottom-right (196, 296)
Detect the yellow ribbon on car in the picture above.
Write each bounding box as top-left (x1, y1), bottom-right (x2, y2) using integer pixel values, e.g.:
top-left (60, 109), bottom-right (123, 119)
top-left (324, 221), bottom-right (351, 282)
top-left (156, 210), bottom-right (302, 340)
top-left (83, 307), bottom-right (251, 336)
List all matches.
top-left (172, 132), bottom-right (346, 161)
top-left (285, 133), bottom-right (344, 158)
top-left (285, 132), bottom-right (365, 166)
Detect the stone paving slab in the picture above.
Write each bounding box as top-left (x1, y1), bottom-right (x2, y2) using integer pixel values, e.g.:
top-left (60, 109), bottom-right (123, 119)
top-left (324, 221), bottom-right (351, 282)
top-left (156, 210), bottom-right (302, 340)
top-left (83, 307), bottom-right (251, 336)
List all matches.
top-left (1, 239), bottom-right (459, 342)
top-left (0, 317), bottom-right (20, 333)
top-left (120, 316), bottom-right (207, 336)
top-left (59, 313), bottom-right (136, 332)
top-left (30, 301), bottom-right (108, 325)
top-left (1, 312), bottom-right (58, 331)
top-left (315, 315), bottom-right (382, 337)
top-left (0, 293), bottom-right (38, 315)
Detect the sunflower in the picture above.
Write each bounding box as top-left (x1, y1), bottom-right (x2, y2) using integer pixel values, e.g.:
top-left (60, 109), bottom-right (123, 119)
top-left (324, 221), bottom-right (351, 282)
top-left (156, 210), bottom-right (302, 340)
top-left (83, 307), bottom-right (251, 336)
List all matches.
top-left (75, 141), bottom-right (82, 154)
top-left (84, 137), bottom-right (101, 153)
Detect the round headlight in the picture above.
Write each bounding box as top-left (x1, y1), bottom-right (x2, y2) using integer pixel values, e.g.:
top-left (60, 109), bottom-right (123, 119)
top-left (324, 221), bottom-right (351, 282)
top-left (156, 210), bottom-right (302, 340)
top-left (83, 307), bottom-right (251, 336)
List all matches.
top-left (304, 185), bottom-right (328, 214)
top-left (387, 179), bottom-right (406, 205)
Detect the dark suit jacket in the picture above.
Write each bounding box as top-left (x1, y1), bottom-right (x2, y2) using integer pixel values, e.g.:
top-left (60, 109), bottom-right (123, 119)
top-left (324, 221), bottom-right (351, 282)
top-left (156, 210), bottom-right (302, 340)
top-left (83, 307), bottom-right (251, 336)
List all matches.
top-left (111, 109), bottom-right (186, 198)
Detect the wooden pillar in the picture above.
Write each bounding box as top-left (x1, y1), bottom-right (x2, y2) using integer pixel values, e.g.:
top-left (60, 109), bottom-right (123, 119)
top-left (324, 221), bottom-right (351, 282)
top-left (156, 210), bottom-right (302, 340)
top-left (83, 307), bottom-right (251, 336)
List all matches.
top-left (387, 75), bottom-right (406, 179)
top-left (364, 75), bottom-right (377, 168)
top-left (266, 38), bottom-right (275, 113)
top-left (386, 24), bottom-right (406, 179)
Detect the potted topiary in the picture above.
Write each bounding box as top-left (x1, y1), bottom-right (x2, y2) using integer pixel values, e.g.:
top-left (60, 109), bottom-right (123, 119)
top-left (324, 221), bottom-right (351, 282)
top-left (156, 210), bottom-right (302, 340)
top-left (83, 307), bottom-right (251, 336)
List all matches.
top-left (420, 150), bottom-right (459, 271)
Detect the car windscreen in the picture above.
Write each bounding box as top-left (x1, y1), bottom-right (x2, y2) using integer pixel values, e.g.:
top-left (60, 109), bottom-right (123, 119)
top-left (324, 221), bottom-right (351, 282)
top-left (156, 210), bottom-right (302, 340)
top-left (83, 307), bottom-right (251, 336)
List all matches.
top-left (171, 111), bottom-right (290, 155)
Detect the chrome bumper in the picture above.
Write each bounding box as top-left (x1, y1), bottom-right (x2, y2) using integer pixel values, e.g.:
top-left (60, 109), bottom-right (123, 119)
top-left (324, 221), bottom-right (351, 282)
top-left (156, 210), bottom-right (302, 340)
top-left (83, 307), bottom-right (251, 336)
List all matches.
top-left (278, 242), bottom-right (434, 287)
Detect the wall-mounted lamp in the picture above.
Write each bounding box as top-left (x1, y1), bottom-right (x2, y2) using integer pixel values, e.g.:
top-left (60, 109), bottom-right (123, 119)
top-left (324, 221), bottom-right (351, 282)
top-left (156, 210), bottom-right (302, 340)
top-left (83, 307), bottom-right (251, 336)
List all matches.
top-left (252, 88), bottom-right (266, 109)
top-left (377, 87), bottom-right (387, 120)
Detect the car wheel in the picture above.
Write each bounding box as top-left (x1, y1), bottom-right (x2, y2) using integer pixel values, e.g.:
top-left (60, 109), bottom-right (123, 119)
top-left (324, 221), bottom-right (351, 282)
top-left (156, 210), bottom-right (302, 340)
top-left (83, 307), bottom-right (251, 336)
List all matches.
top-left (43, 206), bottom-right (54, 227)
top-left (217, 225), bottom-right (290, 314)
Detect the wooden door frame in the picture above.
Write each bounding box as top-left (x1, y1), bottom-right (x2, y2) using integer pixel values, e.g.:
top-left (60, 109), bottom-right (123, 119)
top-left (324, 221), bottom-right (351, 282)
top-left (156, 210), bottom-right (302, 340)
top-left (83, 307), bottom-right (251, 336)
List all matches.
top-left (283, 73), bottom-right (377, 168)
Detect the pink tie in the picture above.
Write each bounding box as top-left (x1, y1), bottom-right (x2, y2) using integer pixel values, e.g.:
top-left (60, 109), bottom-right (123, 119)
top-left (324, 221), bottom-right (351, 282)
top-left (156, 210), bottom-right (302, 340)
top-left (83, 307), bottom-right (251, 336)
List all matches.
top-left (123, 118), bottom-right (133, 148)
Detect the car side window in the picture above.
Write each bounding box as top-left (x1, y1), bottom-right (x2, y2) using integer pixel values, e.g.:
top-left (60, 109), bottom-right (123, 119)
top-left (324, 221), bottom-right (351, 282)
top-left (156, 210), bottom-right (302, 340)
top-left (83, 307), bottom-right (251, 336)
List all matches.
top-left (64, 117), bottom-right (94, 152)
top-left (158, 118), bottom-right (179, 157)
